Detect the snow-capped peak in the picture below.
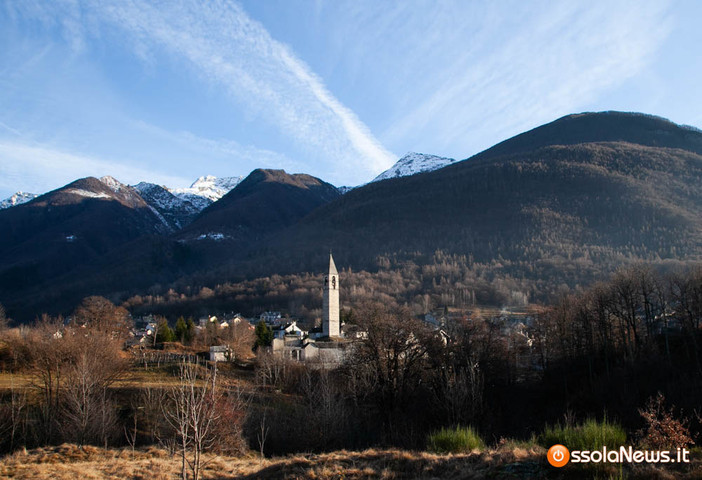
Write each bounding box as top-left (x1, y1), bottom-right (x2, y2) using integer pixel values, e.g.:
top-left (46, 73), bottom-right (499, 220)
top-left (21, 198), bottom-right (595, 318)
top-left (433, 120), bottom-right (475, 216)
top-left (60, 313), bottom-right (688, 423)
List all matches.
top-left (99, 175), bottom-right (127, 192)
top-left (174, 175), bottom-right (243, 200)
top-left (371, 152), bottom-right (456, 183)
top-left (0, 191), bottom-right (39, 209)
top-left (169, 175), bottom-right (243, 210)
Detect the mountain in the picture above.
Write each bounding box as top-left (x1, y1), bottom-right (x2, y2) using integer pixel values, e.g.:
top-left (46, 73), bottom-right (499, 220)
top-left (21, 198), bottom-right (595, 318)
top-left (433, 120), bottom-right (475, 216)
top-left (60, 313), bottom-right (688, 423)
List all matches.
top-left (169, 175), bottom-right (243, 211)
top-left (180, 169), bottom-right (340, 243)
top-left (472, 111), bottom-right (702, 161)
top-left (0, 192), bottom-right (39, 209)
top-left (0, 176), bottom-right (172, 302)
top-left (3, 111), bottom-right (702, 320)
top-left (0, 169), bottom-right (342, 319)
top-left (240, 112), bottom-right (702, 297)
top-left (371, 152), bottom-right (456, 182)
top-left (134, 182), bottom-right (200, 230)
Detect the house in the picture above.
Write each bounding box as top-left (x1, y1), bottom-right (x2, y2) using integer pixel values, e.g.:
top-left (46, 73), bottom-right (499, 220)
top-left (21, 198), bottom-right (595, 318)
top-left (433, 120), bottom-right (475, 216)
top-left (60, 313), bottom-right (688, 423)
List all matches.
top-left (271, 321), bottom-right (305, 339)
top-left (209, 345), bottom-right (233, 362)
top-left (198, 315), bottom-right (219, 328)
top-left (260, 311), bottom-right (282, 325)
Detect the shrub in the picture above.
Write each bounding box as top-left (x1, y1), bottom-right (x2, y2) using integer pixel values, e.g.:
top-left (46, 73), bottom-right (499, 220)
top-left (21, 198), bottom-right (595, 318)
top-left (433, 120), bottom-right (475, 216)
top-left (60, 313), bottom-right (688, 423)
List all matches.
top-left (538, 418), bottom-right (626, 451)
top-left (637, 393), bottom-right (693, 449)
top-left (427, 425), bottom-right (485, 453)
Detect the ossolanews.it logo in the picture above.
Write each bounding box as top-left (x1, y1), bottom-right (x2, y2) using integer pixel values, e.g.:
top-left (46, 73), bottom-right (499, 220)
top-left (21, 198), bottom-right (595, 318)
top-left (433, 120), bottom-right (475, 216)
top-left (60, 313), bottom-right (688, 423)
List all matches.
top-left (547, 444), bottom-right (570, 467)
top-left (547, 444), bottom-right (691, 467)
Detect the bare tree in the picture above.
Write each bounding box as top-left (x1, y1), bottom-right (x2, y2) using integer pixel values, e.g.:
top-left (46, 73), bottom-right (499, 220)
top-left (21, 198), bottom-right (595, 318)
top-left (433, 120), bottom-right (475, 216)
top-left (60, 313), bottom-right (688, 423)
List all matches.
top-left (163, 360), bottom-right (221, 480)
top-left (60, 328), bottom-right (127, 447)
top-left (72, 296), bottom-right (131, 340)
top-left (220, 322), bottom-right (256, 361)
top-left (349, 301), bottom-right (438, 437)
top-left (0, 303), bottom-right (7, 331)
top-left (304, 367), bottom-right (351, 449)
top-left (257, 407), bottom-right (269, 459)
top-left (26, 315), bottom-right (68, 443)
top-left (0, 376), bottom-right (27, 452)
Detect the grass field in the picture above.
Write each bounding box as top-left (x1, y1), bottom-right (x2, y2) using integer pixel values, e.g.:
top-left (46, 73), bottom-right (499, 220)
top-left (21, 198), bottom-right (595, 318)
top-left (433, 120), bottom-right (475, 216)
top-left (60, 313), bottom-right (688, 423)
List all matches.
top-left (2, 443), bottom-right (701, 479)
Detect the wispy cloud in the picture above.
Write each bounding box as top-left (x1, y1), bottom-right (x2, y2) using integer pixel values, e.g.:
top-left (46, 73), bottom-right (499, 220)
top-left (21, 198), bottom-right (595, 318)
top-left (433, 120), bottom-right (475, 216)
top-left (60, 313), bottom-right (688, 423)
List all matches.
top-left (380, 1), bottom-right (673, 157)
top-left (131, 120), bottom-right (307, 174)
top-left (0, 140), bottom-right (191, 197)
top-left (97, 0), bottom-right (396, 179)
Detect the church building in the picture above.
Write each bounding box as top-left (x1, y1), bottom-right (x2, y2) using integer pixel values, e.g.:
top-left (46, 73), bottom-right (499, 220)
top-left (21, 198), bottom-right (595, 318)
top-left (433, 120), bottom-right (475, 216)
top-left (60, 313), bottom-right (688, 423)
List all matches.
top-left (322, 252), bottom-right (340, 337)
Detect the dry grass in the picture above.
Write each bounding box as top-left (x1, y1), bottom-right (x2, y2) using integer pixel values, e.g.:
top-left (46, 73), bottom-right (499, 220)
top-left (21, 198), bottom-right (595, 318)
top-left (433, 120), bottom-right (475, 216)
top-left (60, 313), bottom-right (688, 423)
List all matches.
top-left (0, 444), bottom-right (550, 480)
top-left (1, 443), bottom-right (701, 479)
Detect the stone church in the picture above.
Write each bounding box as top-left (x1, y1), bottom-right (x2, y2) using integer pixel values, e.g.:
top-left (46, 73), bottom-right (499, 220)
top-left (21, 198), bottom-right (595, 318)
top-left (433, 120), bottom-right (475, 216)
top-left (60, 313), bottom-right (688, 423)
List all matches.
top-left (270, 253), bottom-right (351, 364)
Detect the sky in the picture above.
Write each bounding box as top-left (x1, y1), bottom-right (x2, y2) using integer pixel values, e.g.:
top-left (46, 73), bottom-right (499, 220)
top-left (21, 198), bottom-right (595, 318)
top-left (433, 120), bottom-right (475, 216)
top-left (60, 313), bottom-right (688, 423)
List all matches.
top-left (1, 0), bottom-right (701, 198)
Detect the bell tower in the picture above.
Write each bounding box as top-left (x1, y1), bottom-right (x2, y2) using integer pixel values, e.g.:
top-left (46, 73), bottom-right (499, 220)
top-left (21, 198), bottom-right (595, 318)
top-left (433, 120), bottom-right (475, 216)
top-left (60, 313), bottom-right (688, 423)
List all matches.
top-left (322, 252), bottom-right (340, 337)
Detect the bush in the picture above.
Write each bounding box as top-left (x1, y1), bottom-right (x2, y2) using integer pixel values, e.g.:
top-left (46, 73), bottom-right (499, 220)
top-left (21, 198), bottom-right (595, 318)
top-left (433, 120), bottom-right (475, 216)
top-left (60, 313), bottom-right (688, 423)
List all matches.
top-left (637, 393), bottom-right (693, 449)
top-left (427, 425), bottom-right (485, 453)
top-left (538, 418), bottom-right (626, 451)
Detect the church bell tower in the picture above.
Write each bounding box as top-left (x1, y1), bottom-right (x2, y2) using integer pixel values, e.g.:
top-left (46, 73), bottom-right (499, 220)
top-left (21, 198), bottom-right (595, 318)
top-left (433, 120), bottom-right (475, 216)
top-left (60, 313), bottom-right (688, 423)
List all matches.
top-left (322, 252), bottom-right (340, 337)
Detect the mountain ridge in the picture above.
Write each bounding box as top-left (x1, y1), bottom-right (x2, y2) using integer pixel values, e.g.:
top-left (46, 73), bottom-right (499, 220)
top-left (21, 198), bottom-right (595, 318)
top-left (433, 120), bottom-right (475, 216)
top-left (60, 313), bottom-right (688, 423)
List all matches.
top-left (1, 111), bottom-right (701, 320)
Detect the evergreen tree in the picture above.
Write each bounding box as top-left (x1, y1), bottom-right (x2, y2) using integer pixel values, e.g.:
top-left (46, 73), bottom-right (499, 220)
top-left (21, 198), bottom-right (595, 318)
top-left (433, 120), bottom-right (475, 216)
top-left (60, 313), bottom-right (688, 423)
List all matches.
top-left (175, 316), bottom-right (188, 344)
top-left (255, 321), bottom-right (273, 348)
top-left (186, 317), bottom-right (196, 343)
top-left (156, 317), bottom-right (175, 343)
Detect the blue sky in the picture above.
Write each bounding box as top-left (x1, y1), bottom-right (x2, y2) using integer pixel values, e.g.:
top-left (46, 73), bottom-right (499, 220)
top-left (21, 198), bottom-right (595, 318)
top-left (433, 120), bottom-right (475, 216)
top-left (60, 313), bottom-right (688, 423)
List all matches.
top-left (1, 0), bottom-right (701, 198)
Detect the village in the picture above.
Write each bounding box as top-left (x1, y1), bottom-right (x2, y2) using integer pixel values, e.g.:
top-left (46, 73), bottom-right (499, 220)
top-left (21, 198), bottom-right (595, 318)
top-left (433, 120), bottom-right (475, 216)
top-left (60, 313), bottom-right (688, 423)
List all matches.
top-left (115, 253), bottom-right (552, 375)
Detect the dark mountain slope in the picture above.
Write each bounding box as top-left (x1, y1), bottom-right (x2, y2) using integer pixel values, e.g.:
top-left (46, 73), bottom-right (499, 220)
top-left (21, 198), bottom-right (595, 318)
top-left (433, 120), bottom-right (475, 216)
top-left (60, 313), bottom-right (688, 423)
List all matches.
top-left (180, 169), bottom-right (340, 241)
top-left (237, 115), bottom-right (702, 291)
top-left (0, 176), bottom-right (169, 298)
top-left (0, 170), bottom-right (341, 320)
top-left (472, 111), bottom-right (702, 161)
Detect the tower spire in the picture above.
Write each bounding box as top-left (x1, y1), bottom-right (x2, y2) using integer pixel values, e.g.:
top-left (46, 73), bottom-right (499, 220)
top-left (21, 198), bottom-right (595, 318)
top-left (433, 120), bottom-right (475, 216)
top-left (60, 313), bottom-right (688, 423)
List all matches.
top-left (329, 251), bottom-right (338, 275)
top-left (323, 252), bottom-right (340, 337)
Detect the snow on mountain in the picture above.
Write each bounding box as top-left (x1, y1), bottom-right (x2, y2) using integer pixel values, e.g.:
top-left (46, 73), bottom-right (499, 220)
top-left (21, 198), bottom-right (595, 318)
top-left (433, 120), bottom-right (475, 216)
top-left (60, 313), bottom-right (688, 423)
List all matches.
top-left (99, 175), bottom-right (128, 193)
top-left (0, 192), bottom-right (39, 209)
top-left (371, 152), bottom-right (456, 183)
top-left (134, 182), bottom-right (201, 229)
top-left (65, 189), bottom-right (112, 199)
top-left (169, 175), bottom-right (243, 210)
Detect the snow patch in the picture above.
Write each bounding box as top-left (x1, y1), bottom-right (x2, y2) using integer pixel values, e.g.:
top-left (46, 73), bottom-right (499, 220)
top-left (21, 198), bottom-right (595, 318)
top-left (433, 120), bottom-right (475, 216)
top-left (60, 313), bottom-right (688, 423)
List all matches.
top-left (65, 189), bottom-right (111, 199)
top-left (0, 192), bottom-right (39, 209)
top-left (196, 232), bottom-right (227, 241)
top-left (371, 152), bottom-right (456, 183)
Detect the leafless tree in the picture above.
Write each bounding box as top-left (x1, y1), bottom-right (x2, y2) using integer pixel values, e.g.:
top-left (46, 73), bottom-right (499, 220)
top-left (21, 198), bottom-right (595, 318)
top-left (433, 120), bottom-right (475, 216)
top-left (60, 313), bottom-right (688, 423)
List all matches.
top-left (72, 296), bottom-right (131, 340)
top-left (257, 407), bottom-right (269, 458)
top-left (60, 328), bottom-right (126, 447)
top-left (26, 315), bottom-right (68, 443)
top-left (349, 301), bottom-right (438, 435)
top-left (0, 303), bottom-right (7, 331)
top-left (0, 376), bottom-right (27, 452)
top-left (299, 368), bottom-right (349, 449)
top-left (219, 322), bottom-right (256, 361)
top-left (163, 360), bottom-right (221, 480)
